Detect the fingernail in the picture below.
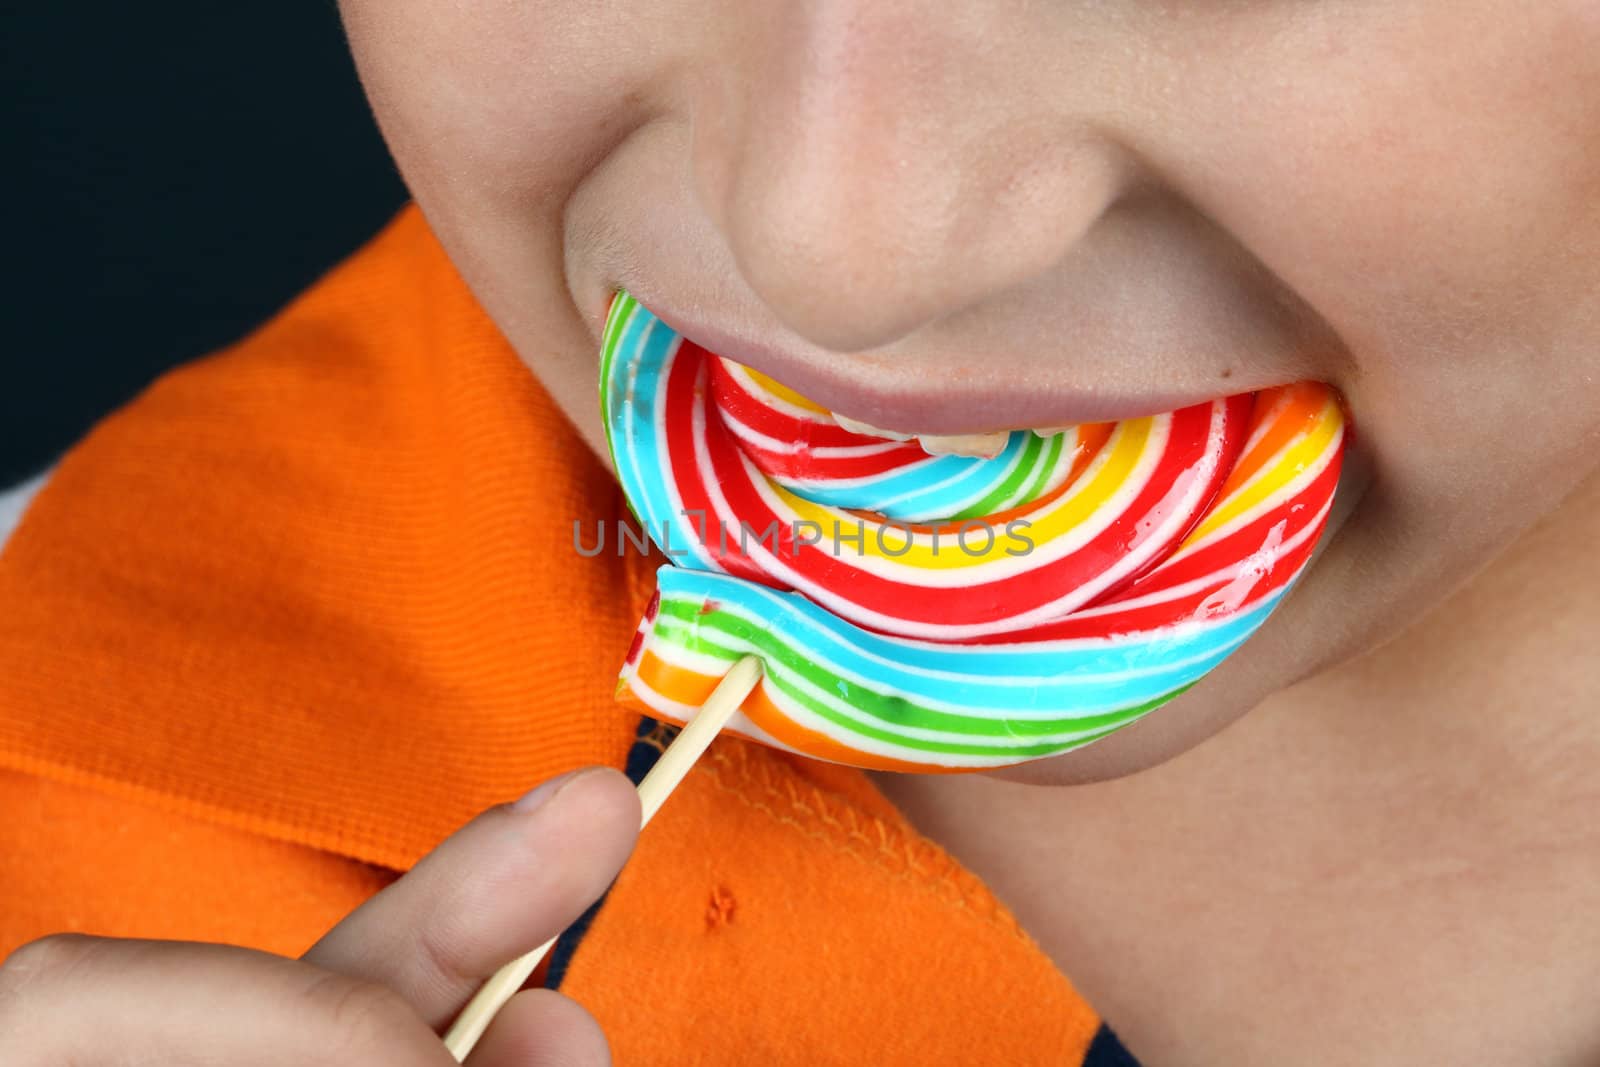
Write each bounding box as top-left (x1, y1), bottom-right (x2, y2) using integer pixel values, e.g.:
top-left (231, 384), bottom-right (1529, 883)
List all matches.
top-left (512, 767), bottom-right (597, 813)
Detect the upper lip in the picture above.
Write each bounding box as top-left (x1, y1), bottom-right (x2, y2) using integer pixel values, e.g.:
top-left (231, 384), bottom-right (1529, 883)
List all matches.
top-left (644, 304), bottom-right (1250, 435)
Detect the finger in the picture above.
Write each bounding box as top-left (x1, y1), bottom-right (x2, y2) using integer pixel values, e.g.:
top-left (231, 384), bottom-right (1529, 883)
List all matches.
top-left (0, 934), bottom-right (454, 1066)
top-left (465, 989), bottom-right (610, 1067)
top-left (303, 765), bottom-right (640, 1029)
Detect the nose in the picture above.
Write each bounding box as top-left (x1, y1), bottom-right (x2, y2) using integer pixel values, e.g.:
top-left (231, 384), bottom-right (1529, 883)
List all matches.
top-left (694, 2), bottom-right (1127, 353)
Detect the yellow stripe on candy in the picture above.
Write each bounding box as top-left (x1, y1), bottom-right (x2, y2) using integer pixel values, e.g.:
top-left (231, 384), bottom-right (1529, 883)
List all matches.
top-left (1180, 395), bottom-right (1343, 548)
top-left (741, 366), bottom-right (834, 416)
top-left (765, 417), bottom-right (1155, 571)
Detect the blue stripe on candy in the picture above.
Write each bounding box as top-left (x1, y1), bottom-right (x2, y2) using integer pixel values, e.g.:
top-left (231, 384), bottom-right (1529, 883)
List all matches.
top-left (653, 565), bottom-right (1282, 718)
top-left (608, 305), bottom-right (719, 571)
top-left (790, 432), bottom-right (1031, 521)
top-left (608, 300), bottom-right (1052, 528)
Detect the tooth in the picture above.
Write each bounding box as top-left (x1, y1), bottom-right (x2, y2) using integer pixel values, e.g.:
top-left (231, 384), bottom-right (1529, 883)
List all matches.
top-left (918, 432), bottom-right (1009, 459)
top-left (831, 413), bottom-right (1011, 458)
top-left (832, 413), bottom-right (914, 441)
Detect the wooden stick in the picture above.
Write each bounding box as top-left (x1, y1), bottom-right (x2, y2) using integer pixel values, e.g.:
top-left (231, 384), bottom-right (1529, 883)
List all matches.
top-left (441, 654), bottom-right (763, 1061)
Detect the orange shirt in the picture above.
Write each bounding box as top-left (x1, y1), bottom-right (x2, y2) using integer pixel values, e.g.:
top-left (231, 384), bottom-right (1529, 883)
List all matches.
top-left (0, 207), bottom-right (1128, 1065)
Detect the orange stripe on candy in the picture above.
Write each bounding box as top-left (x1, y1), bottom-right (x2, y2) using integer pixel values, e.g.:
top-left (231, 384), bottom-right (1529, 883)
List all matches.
top-left (630, 648), bottom-right (718, 704)
top-left (626, 650), bottom-right (956, 774)
top-left (1214, 384), bottom-right (1325, 500)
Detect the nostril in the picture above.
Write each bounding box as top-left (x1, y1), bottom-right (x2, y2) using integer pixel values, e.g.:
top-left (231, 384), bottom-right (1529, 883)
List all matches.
top-left (714, 118), bottom-right (1130, 354)
top-left (683, 2), bottom-right (1140, 355)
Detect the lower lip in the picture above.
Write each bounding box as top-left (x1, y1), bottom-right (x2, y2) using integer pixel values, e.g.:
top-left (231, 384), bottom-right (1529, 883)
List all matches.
top-left (637, 301), bottom-right (1244, 436)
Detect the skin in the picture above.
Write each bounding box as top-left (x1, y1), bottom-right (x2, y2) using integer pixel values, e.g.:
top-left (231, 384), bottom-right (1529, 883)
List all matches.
top-left (330, 2), bottom-right (1600, 1060)
top-left (334, 0), bottom-right (1600, 783)
top-left (0, 768), bottom-right (641, 1065)
top-left (20, 2), bottom-right (1592, 1063)
top-left (879, 468), bottom-right (1600, 1064)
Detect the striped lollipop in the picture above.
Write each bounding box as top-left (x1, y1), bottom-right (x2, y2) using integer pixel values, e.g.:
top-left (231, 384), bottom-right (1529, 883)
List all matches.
top-left (602, 293), bottom-right (1345, 772)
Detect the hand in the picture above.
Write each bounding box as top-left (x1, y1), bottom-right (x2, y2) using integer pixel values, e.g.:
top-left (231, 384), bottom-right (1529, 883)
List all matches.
top-left (0, 766), bottom-right (641, 1065)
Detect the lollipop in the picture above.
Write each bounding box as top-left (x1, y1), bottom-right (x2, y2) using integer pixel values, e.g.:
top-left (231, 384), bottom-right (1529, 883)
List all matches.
top-left (601, 292), bottom-right (1345, 772)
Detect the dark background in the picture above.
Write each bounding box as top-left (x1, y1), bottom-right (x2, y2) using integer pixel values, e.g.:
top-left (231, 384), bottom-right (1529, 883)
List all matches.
top-left (1, 3), bottom-right (408, 487)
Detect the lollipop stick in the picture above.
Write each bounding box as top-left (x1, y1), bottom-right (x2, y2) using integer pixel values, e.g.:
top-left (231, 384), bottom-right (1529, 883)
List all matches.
top-left (441, 655), bottom-right (763, 1061)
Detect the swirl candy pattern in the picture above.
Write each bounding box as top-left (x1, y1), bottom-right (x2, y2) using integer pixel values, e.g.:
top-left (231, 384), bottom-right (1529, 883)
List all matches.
top-left (602, 293), bottom-right (1346, 772)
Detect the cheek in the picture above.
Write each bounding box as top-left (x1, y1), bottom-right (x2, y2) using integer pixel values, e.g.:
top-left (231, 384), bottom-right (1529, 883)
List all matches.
top-left (336, 0), bottom-right (666, 209)
top-left (1167, 2), bottom-right (1600, 347)
top-left (334, 0), bottom-right (696, 462)
top-left (1158, 1), bottom-right (1600, 549)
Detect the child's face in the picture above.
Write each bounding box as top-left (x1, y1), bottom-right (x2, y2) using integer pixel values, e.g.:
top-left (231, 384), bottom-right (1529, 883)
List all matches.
top-left (341, 2), bottom-right (1600, 780)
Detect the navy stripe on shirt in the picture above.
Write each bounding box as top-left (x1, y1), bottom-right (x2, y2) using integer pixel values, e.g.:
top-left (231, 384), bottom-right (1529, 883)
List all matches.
top-left (1084, 1024), bottom-right (1142, 1066)
top-left (543, 715), bottom-right (671, 989)
top-left (546, 718), bottom-right (1147, 1067)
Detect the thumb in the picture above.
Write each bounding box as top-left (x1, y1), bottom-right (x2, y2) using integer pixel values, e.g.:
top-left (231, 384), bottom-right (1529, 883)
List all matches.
top-left (302, 766), bottom-right (640, 1030)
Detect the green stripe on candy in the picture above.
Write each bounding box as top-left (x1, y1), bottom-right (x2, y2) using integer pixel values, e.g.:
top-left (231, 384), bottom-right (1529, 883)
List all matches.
top-left (652, 615), bottom-right (1164, 759)
top-left (600, 292), bottom-right (646, 527)
top-left (651, 596), bottom-right (1189, 754)
top-left (947, 430), bottom-right (1045, 521)
top-left (597, 291), bottom-right (640, 444)
top-left (1016, 431), bottom-right (1066, 508)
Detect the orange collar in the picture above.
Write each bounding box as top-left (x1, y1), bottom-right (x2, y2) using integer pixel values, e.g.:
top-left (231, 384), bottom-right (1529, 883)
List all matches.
top-left (0, 207), bottom-right (652, 868)
top-left (0, 206), bottom-right (1109, 1063)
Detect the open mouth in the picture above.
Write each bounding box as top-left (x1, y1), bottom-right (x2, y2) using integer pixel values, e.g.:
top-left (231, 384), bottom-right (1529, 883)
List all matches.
top-left (690, 356), bottom-right (1096, 463)
top-left (645, 300), bottom-right (1253, 439)
top-left (600, 292), bottom-right (1347, 772)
